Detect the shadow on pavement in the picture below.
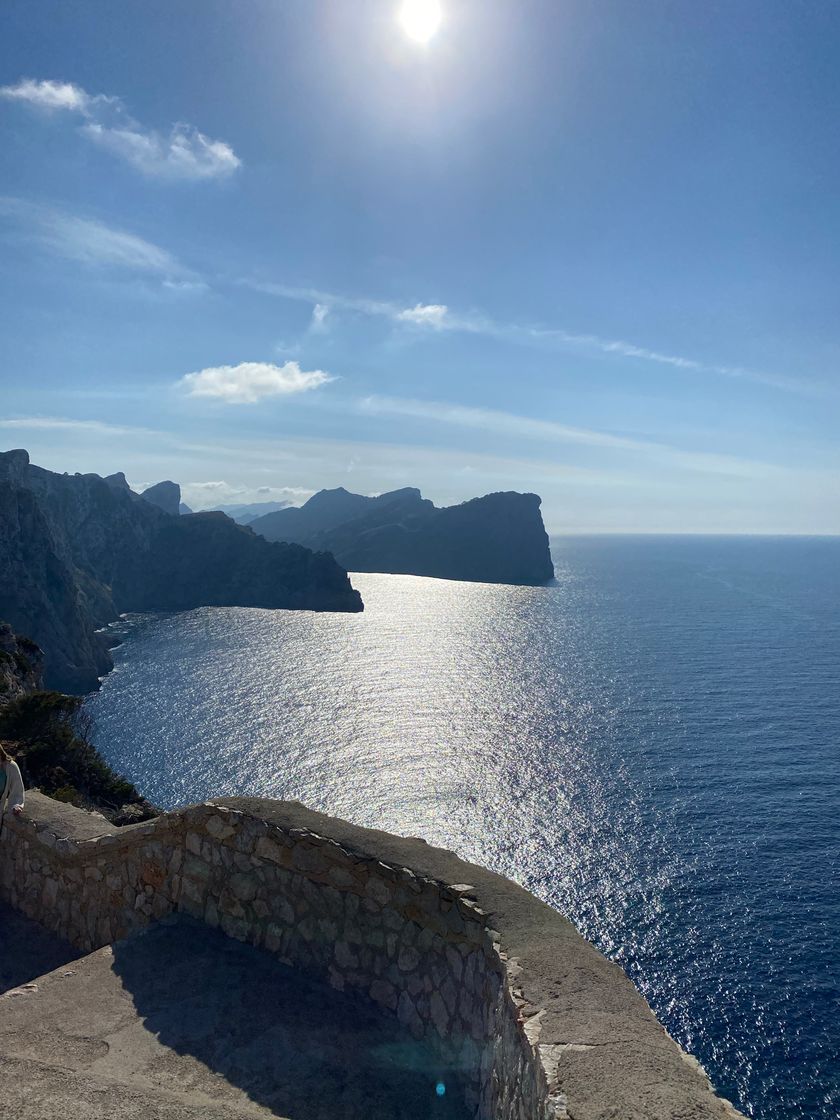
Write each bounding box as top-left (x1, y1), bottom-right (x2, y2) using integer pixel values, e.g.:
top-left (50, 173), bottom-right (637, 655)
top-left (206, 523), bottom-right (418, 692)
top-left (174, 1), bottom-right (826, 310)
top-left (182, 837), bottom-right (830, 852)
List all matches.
top-left (0, 901), bottom-right (79, 994)
top-left (111, 917), bottom-right (472, 1120)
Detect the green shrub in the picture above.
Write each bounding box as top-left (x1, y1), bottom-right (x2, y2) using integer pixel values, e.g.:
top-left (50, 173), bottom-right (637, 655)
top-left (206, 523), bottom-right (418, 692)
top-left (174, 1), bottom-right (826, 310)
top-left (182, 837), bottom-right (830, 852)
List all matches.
top-left (0, 690), bottom-right (151, 818)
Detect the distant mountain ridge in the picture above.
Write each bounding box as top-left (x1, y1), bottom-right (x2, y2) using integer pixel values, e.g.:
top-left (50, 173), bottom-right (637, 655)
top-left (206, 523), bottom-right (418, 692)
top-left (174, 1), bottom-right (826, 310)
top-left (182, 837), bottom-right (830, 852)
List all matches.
top-left (250, 486), bottom-right (554, 585)
top-left (0, 450), bottom-right (362, 692)
top-left (206, 499), bottom-right (295, 525)
top-left (251, 487), bottom-right (431, 544)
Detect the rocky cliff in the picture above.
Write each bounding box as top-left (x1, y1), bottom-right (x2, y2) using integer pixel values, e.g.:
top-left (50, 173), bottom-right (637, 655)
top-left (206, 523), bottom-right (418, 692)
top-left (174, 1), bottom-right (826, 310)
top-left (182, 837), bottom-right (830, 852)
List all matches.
top-left (0, 622), bottom-right (43, 700)
top-left (251, 486), bottom-right (432, 544)
top-left (139, 480), bottom-right (181, 516)
top-left (250, 487), bottom-right (554, 585)
top-left (0, 450), bottom-right (362, 692)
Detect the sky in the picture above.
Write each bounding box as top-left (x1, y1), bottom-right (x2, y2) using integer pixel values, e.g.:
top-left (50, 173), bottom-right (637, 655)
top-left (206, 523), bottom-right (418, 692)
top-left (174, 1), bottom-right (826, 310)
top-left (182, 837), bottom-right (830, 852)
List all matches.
top-left (1, 0), bottom-right (838, 533)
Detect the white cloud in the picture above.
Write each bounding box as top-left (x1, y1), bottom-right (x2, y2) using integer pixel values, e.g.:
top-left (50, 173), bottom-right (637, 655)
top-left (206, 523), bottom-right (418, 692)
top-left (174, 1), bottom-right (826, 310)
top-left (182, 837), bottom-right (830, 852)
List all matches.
top-left (178, 361), bottom-right (334, 404)
top-left (395, 302), bottom-right (448, 328)
top-left (0, 77), bottom-right (240, 181)
top-left (178, 480), bottom-right (313, 510)
top-left (81, 121), bottom-right (240, 181)
top-left (0, 78), bottom-right (99, 113)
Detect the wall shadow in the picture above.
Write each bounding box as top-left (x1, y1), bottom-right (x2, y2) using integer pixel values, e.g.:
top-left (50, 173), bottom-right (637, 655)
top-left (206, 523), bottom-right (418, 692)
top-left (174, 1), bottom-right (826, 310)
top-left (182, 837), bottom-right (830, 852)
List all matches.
top-left (0, 901), bottom-right (79, 993)
top-left (110, 917), bottom-right (472, 1120)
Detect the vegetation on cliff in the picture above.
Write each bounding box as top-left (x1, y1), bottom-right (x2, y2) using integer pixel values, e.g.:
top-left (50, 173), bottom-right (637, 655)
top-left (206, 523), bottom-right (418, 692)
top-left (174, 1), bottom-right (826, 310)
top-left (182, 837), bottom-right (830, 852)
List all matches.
top-left (0, 623), bottom-right (43, 699)
top-left (0, 624), bottom-right (155, 824)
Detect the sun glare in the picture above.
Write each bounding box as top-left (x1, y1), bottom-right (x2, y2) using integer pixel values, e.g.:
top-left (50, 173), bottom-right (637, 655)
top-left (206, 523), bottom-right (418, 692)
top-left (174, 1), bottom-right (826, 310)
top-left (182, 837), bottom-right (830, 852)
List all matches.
top-left (398, 0), bottom-right (442, 44)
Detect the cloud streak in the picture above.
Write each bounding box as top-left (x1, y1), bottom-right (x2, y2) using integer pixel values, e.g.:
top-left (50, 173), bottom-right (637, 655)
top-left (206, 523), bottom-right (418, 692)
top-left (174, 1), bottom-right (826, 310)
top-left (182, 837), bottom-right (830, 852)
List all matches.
top-left (359, 394), bottom-right (791, 479)
top-left (177, 361), bottom-right (334, 404)
top-left (0, 416), bottom-right (160, 437)
top-left (246, 280), bottom-right (817, 395)
top-left (0, 78), bottom-right (240, 181)
top-left (0, 198), bottom-right (199, 286)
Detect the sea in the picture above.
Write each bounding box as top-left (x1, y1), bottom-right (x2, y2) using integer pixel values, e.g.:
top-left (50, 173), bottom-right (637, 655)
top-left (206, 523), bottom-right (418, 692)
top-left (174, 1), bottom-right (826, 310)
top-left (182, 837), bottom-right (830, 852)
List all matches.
top-left (85, 535), bottom-right (840, 1120)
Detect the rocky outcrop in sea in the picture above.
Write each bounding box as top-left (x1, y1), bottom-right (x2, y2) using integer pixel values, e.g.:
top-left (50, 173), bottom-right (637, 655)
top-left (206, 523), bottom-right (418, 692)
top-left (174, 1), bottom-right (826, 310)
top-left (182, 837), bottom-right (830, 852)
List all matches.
top-left (250, 486), bottom-right (555, 585)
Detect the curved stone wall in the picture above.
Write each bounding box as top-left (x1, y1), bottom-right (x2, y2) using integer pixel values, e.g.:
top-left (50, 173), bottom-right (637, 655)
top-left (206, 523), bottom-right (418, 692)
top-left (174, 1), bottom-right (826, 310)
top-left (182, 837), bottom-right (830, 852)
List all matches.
top-left (0, 792), bottom-right (743, 1120)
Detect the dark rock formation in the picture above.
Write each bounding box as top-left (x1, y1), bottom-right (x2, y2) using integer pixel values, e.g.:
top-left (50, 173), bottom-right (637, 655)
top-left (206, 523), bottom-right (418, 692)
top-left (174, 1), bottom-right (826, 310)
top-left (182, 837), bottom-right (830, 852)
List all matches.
top-left (0, 623), bottom-right (43, 699)
top-left (0, 450), bottom-right (363, 693)
top-left (103, 472), bottom-right (132, 494)
top-left (250, 487), bottom-right (554, 585)
top-left (140, 480), bottom-right (181, 517)
top-left (114, 512), bottom-right (366, 614)
top-left (251, 487), bottom-right (430, 544)
top-left (179, 502), bottom-right (194, 516)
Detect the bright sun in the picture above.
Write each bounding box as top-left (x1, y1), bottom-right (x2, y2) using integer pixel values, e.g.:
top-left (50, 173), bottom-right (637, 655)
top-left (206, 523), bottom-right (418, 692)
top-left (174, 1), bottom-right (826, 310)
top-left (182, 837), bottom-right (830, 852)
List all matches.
top-left (398, 0), bottom-right (443, 44)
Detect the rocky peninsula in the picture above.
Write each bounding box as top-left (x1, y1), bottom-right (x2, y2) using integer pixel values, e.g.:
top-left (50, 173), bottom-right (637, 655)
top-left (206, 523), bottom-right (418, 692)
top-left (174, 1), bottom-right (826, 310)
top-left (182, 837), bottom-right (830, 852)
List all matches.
top-left (0, 450), bottom-right (363, 693)
top-left (250, 486), bottom-right (555, 586)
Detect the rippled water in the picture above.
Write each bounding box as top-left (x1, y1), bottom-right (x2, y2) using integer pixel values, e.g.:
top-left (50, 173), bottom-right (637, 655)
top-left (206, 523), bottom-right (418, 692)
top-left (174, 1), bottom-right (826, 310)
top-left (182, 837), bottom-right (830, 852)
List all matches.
top-left (86, 536), bottom-right (840, 1120)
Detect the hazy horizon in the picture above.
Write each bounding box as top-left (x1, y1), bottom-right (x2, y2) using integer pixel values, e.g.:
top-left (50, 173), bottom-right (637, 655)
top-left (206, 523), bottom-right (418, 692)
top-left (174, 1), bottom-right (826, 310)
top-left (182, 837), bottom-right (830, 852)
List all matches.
top-left (2, 1), bottom-right (839, 534)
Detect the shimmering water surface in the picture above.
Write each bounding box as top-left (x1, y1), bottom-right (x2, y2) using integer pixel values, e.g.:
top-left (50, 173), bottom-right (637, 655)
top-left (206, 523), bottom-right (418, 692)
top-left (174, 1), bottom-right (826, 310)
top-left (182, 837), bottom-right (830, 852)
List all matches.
top-left (87, 536), bottom-right (840, 1120)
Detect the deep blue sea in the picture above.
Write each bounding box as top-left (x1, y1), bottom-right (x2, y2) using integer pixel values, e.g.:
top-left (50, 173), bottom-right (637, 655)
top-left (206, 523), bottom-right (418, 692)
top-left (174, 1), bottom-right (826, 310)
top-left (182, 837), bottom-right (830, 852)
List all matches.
top-left (86, 536), bottom-right (840, 1120)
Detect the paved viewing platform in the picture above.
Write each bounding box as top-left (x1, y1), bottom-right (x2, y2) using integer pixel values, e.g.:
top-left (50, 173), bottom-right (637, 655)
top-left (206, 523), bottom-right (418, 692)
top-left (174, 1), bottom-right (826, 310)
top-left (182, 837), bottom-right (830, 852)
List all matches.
top-left (0, 793), bottom-right (744, 1119)
top-left (0, 911), bottom-right (467, 1119)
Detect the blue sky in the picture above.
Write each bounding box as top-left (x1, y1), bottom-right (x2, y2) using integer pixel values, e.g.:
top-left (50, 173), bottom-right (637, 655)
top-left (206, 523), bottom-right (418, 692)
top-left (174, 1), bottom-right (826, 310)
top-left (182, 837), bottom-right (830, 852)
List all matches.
top-left (1, 0), bottom-right (838, 532)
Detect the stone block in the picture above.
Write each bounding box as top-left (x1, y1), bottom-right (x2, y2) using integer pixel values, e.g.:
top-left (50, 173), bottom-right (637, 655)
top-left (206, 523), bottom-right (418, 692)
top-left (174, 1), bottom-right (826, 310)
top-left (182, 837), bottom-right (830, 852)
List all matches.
top-left (205, 815), bottom-right (235, 840)
top-left (369, 978), bottom-right (398, 1011)
top-left (228, 872), bottom-right (258, 902)
top-left (291, 844), bottom-right (328, 874)
top-left (334, 940), bottom-right (358, 969)
top-left (327, 865), bottom-right (356, 889)
top-left (220, 913), bottom-right (250, 942)
top-left (254, 836), bottom-right (291, 867)
top-left (365, 876), bottom-right (392, 906)
top-left (398, 945), bottom-right (421, 972)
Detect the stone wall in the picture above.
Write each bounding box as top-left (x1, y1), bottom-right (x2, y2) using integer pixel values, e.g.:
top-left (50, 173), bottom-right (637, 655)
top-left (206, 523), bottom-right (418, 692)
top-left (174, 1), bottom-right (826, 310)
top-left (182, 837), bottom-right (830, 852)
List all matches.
top-left (0, 792), bottom-right (744, 1120)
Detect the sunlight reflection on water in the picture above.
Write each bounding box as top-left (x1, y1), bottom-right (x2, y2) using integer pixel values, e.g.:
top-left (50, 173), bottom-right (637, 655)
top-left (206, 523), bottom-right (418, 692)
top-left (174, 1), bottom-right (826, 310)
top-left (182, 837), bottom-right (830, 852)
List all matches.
top-left (86, 539), bottom-right (840, 1120)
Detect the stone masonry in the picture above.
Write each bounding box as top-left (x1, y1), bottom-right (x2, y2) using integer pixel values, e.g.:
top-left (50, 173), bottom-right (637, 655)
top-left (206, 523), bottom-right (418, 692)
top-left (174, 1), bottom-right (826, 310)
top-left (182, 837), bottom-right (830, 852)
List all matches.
top-left (0, 792), bottom-right (745, 1120)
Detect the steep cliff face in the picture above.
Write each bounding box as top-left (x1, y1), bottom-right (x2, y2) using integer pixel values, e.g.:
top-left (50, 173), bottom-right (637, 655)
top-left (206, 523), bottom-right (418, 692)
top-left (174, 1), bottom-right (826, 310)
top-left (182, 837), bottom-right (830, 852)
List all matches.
top-left (251, 486), bottom-right (554, 585)
top-left (115, 512), bottom-right (367, 613)
top-left (0, 450), bottom-right (363, 692)
top-left (0, 623), bottom-right (44, 700)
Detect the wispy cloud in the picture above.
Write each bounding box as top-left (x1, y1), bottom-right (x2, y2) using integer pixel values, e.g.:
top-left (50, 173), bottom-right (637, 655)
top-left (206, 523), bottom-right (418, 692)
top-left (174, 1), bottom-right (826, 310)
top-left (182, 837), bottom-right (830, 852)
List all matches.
top-left (359, 394), bottom-right (790, 479)
top-left (395, 303), bottom-right (449, 328)
top-left (0, 198), bottom-right (200, 287)
top-left (520, 326), bottom-right (811, 394)
top-left (0, 77), bottom-right (240, 181)
top-left (246, 279), bottom-right (817, 395)
top-left (0, 416), bottom-right (160, 437)
top-left (177, 361), bottom-right (334, 404)
top-left (310, 303), bottom-right (330, 332)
